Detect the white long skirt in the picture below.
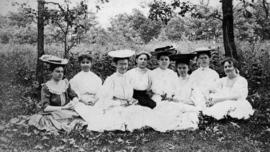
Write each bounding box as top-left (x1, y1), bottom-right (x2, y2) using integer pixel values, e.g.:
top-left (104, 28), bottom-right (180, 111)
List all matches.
top-left (74, 101), bottom-right (152, 132)
top-left (147, 95), bottom-right (199, 132)
top-left (202, 100), bottom-right (254, 120)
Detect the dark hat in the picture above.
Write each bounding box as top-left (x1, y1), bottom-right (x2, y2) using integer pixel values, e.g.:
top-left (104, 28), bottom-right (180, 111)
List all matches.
top-left (39, 54), bottom-right (68, 65)
top-left (151, 46), bottom-right (177, 58)
top-left (170, 53), bottom-right (196, 65)
top-left (194, 47), bottom-right (214, 57)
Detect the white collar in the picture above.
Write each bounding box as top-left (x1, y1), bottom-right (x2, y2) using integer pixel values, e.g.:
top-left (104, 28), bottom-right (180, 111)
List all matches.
top-left (45, 79), bottom-right (68, 95)
top-left (199, 66), bottom-right (209, 71)
top-left (115, 71), bottom-right (125, 77)
top-left (136, 67), bottom-right (149, 73)
top-left (179, 75), bottom-right (190, 80)
top-left (158, 67), bottom-right (168, 72)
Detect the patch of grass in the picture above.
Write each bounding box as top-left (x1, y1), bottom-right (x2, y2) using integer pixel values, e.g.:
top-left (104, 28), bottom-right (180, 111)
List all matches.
top-left (1, 121), bottom-right (269, 151)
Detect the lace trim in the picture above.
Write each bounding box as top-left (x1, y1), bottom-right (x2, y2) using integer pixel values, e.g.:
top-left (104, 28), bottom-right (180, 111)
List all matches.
top-left (44, 79), bottom-right (69, 95)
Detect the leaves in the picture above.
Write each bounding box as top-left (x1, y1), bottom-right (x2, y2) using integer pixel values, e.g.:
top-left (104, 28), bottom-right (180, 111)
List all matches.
top-left (34, 144), bottom-right (44, 150)
top-left (0, 125), bottom-right (5, 131)
top-left (49, 145), bottom-right (65, 152)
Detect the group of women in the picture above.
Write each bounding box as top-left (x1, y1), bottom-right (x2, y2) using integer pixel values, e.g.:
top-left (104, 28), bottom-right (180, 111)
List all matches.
top-left (27, 46), bottom-right (254, 133)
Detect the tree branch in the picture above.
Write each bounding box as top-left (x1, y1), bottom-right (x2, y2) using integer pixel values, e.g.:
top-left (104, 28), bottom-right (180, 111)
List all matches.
top-left (262, 0), bottom-right (269, 20)
top-left (54, 21), bottom-right (66, 34)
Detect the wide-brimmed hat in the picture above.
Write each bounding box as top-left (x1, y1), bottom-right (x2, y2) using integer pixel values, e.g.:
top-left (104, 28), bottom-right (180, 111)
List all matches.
top-left (135, 51), bottom-right (151, 59)
top-left (108, 49), bottom-right (135, 58)
top-left (151, 46), bottom-right (177, 57)
top-left (194, 47), bottom-right (214, 57)
top-left (170, 53), bottom-right (196, 65)
top-left (39, 54), bottom-right (68, 65)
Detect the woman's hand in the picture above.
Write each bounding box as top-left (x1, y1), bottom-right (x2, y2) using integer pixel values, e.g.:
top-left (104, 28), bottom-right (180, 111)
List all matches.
top-left (206, 97), bottom-right (215, 107)
top-left (61, 102), bottom-right (76, 110)
top-left (80, 94), bottom-right (99, 106)
top-left (129, 98), bottom-right (138, 105)
top-left (121, 98), bottom-right (138, 107)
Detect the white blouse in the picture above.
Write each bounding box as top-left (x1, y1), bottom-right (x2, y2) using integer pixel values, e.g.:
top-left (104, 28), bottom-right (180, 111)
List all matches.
top-left (100, 72), bottom-right (134, 100)
top-left (126, 67), bottom-right (151, 91)
top-left (189, 67), bottom-right (219, 92)
top-left (149, 68), bottom-right (178, 98)
top-left (70, 71), bottom-right (102, 98)
top-left (175, 75), bottom-right (193, 102)
top-left (213, 75), bottom-right (248, 101)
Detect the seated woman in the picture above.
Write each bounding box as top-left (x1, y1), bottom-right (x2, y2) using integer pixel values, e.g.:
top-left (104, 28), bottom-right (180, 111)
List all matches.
top-left (189, 47), bottom-right (220, 110)
top-left (147, 46), bottom-right (199, 132)
top-left (170, 53), bottom-right (200, 111)
top-left (149, 46), bottom-right (178, 103)
top-left (126, 51), bottom-right (156, 109)
top-left (86, 50), bottom-right (152, 132)
top-left (28, 55), bottom-right (85, 133)
top-left (70, 53), bottom-right (102, 105)
top-left (202, 57), bottom-right (254, 120)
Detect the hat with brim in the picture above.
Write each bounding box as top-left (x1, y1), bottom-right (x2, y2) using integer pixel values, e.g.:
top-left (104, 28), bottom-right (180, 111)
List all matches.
top-left (170, 53), bottom-right (196, 65)
top-left (136, 51), bottom-right (151, 59)
top-left (39, 54), bottom-right (68, 65)
top-left (151, 46), bottom-right (177, 57)
top-left (194, 47), bottom-right (214, 57)
top-left (108, 49), bottom-right (135, 58)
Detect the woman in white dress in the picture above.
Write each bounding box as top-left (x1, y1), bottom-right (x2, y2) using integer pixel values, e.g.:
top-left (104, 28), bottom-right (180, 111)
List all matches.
top-left (202, 57), bottom-right (254, 120)
top-left (147, 46), bottom-right (199, 132)
top-left (126, 51), bottom-right (156, 109)
top-left (95, 50), bottom-right (152, 131)
top-left (170, 53), bottom-right (200, 111)
top-left (149, 46), bottom-right (178, 103)
top-left (68, 54), bottom-right (105, 131)
top-left (189, 47), bottom-right (220, 110)
top-left (70, 54), bottom-right (102, 106)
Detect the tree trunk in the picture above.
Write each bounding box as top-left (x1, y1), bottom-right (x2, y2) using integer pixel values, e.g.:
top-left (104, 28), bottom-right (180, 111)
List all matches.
top-left (64, 30), bottom-right (69, 59)
top-left (37, 0), bottom-right (45, 86)
top-left (222, 0), bottom-right (238, 59)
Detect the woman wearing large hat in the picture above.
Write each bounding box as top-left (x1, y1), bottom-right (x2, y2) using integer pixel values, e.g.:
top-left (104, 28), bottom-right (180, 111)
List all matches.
top-left (146, 46), bottom-right (198, 132)
top-left (171, 53), bottom-right (198, 107)
top-left (85, 50), bottom-right (152, 131)
top-left (189, 47), bottom-right (220, 110)
top-left (27, 55), bottom-right (85, 133)
top-left (149, 46), bottom-right (178, 103)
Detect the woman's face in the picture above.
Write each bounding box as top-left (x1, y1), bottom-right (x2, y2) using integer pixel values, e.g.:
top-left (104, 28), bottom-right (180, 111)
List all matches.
top-left (176, 63), bottom-right (189, 77)
top-left (224, 61), bottom-right (235, 76)
top-left (198, 54), bottom-right (210, 68)
top-left (116, 59), bottom-right (129, 74)
top-left (136, 54), bottom-right (148, 69)
top-left (52, 66), bottom-right (64, 81)
top-left (80, 58), bottom-right (92, 72)
top-left (158, 55), bottom-right (170, 70)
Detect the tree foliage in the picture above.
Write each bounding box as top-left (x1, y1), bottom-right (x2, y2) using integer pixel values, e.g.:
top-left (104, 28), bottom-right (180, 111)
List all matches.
top-left (108, 9), bottom-right (162, 44)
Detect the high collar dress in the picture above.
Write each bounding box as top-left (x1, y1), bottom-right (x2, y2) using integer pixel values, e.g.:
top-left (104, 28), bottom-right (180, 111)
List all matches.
top-left (202, 75), bottom-right (254, 120)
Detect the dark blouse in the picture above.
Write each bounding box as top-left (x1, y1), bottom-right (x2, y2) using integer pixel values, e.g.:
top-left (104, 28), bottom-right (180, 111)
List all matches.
top-left (40, 79), bottom-right (78, 109)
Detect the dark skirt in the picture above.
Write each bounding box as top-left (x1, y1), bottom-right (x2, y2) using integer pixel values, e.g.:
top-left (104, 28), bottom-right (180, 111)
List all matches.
top-left (133, 90), bottom-right (156, 109)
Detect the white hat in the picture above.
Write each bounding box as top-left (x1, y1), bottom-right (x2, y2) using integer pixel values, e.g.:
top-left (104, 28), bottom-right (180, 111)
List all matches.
top-left (39, 54), bottom-right (68, 65)
top-left (108, 49), bottom-right (135, 58)
top-left (136, 51), bottom-right (151, 59)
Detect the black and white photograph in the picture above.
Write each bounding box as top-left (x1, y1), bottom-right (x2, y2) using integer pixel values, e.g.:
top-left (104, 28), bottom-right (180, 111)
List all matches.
top-left (0, 0), bottom-right (269, 151)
